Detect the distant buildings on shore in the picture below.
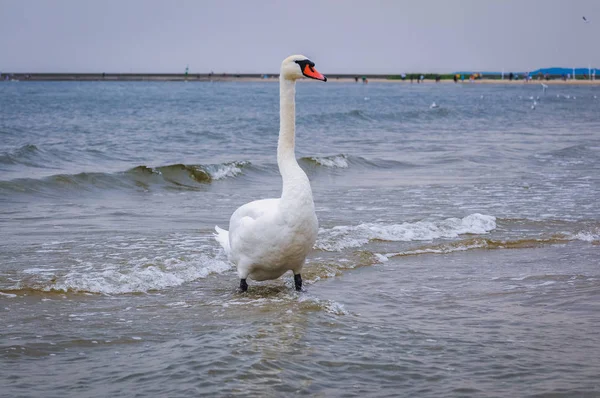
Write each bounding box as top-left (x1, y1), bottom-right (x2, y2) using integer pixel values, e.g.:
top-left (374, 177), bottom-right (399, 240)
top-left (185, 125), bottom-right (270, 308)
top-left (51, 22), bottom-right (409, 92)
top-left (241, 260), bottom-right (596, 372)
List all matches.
top-left (1, 66), bottom-right (597, 82)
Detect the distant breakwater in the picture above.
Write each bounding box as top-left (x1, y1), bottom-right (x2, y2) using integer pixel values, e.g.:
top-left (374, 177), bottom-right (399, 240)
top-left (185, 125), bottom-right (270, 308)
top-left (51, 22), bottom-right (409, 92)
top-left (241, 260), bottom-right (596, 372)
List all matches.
top-left (1, 73), bottom-right (384, 82)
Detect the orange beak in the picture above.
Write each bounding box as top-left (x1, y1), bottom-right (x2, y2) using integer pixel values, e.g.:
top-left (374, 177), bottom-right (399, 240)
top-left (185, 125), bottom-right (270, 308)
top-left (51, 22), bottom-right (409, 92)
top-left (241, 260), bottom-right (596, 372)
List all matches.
top-left (303, 64), bottom-right (327, 81)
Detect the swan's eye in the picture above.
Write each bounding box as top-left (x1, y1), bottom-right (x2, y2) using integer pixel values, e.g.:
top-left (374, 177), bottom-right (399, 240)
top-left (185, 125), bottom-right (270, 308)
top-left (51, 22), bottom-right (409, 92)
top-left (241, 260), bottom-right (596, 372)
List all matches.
top-left (294, 59), bottom-right (314, 69)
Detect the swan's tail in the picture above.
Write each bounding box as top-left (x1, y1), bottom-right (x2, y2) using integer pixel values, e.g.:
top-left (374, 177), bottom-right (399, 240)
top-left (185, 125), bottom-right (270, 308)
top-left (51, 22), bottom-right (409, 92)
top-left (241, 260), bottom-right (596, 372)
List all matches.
top-left (214, 226), bottom-right (231, 257)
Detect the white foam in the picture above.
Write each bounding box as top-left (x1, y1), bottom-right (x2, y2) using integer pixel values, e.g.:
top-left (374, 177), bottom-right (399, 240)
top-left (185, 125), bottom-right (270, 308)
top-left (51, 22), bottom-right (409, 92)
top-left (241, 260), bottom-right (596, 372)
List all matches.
top-left (207, 162), bottom-right (246, 180)
top-left (311, 155), bottom-right (349, 168)
top-left (316, 213), bottom-right (496, 251)
top-left (165, 301), bottom-right (190, 308)
top-left (374, 253), bottom-right (389, 263)
top-left (298, 296), bottom-right (350, 315)
top-left (22, 268), bottom-right (59, 274)
top-left (570, 231), bottom-right (599, 242)
top-left (324, 301), bottom-right (349, 315)
top-left (43, 254), bottom-right (231, 294)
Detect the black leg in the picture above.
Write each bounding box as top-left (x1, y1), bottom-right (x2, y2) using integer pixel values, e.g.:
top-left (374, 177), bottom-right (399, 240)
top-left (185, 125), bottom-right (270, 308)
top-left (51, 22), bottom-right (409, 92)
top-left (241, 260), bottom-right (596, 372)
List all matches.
top-left (294, 274), bottom-right (302, 291)
top-left (240, 278), bottom-right (248, 292)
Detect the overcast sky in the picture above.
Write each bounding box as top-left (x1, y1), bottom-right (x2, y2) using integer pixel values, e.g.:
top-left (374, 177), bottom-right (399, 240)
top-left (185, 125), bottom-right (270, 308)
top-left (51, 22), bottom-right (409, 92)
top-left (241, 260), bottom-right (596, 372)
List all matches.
top-left (0, 0), bottom-right (598, 73)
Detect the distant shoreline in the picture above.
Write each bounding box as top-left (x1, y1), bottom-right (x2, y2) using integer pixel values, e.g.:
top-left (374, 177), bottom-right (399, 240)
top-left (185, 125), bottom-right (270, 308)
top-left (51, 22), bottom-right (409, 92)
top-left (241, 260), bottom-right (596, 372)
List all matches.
top-left (2, 73), bottom-right (599, 85)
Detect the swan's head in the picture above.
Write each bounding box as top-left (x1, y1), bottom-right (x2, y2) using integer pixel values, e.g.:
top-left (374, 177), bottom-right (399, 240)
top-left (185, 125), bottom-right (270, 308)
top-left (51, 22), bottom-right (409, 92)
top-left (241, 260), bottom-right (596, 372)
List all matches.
top-left (280, 55), bottom-right (327, 82)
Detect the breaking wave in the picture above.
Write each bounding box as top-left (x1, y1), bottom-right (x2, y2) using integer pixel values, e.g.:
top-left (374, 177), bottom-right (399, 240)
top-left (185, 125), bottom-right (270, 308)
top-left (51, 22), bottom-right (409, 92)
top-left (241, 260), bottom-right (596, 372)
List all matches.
top-left (2, 220), bottom-right (597, 296)
top-left (316, 213), bottom-right (497, 251)
top-left (0, 161), bottom-right (251, 194)
top-left (300, 154), bottom-right (415, 170)
top-left (302, 154), bottom-right (349, 168)
top-left (376, 231), bottom-right (600, 261)
top-left (128, 161), bottom-right (248, 184)
top-left (3, 253), bottom-right (232, 295)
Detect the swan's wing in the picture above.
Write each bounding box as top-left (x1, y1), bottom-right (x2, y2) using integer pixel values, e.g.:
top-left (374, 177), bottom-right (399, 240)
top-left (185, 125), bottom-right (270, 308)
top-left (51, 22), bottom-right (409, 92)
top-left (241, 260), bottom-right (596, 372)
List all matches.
top-left (228, 198), bottom-right (280, 260)
top-left (229, 198), bottom-right (279, 233)
top-left (215, 199), bottom-right (277, 259)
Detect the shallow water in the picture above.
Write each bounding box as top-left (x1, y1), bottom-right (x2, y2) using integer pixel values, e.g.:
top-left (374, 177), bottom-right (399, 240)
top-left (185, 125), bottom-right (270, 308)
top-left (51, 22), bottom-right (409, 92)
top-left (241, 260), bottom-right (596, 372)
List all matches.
top-left (1, 80), bottom-right (599, 397)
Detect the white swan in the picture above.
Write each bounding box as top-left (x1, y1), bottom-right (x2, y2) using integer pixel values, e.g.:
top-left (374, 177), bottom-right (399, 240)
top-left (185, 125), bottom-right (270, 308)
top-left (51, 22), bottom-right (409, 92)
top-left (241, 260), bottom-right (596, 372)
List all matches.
top-left (215, 55), bottom-right (327, 292)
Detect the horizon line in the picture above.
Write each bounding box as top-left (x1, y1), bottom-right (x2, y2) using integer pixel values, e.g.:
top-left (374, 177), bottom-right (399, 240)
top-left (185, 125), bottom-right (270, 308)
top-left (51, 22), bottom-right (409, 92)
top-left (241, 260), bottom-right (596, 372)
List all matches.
top-left (3, 67), bottom-right (598, 76)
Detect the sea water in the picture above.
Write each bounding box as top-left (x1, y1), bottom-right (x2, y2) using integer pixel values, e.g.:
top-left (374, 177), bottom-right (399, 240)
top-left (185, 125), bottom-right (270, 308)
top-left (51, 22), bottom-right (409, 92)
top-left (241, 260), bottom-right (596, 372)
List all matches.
top-left (1, 80), bottom-right (599, 396)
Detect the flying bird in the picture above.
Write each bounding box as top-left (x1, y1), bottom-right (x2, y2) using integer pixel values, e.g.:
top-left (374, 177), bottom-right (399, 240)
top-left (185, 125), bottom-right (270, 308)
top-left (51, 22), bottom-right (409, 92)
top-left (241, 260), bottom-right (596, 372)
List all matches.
top-left (583, 16), bottom-right (589, 23)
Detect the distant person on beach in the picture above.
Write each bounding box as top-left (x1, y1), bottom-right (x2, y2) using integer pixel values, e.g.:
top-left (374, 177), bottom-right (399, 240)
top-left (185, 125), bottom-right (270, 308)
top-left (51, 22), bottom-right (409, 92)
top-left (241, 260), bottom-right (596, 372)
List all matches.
top-left (401, 73), bottom-right (406, 81)
top-left (435, 75), bottom-right (441, 82)
top-left (509, 72), bottom-right (514, 81)
top-left (453, 74), bottom-right (457, 83)
top-left (355, 76), bottom-right (358, 82)
top-left (420, 75), bottom-right (424, 83)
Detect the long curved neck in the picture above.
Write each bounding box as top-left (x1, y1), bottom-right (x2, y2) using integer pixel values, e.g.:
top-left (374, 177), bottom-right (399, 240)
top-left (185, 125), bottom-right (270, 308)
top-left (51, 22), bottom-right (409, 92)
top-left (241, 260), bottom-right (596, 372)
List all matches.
top-left (278, 76), bottom-right (310, 200)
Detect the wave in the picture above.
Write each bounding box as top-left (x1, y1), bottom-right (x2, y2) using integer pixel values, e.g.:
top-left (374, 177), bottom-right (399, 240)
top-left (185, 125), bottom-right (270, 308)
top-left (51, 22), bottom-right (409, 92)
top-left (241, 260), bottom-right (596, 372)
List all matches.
top-left (301, 108), bottom-right (453, 125)
top-left (1, 154), bottom-right (421, 195)
top-left (379, 232), bottom-right (599, 260)
top-left (0, 161), bottom-right (251, 194)
top-left (0, 144), bottom-right (39, 164)
top-left (3, 221), bottom-right (596, 296)
top-left (545, 144), bottom-right (598, 158)
top-left (127, 161), bottom-right (248, 184)
top-left (301, 109), bottom-right (373, 124)
top-left (302, 154), bottom-right (349, 168)
top-left (209, 293), bottom-right (350, 316)
top-left (2, 253), bottom-right (232, 295)
top-left (316, 213), bottom-right (497, 251)
top-left (0, 144), bottom-right (64, 169)
top-left (300, 154), bottom-right (416, 170)
top-left (534, 144), bottom-right (600, 167)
